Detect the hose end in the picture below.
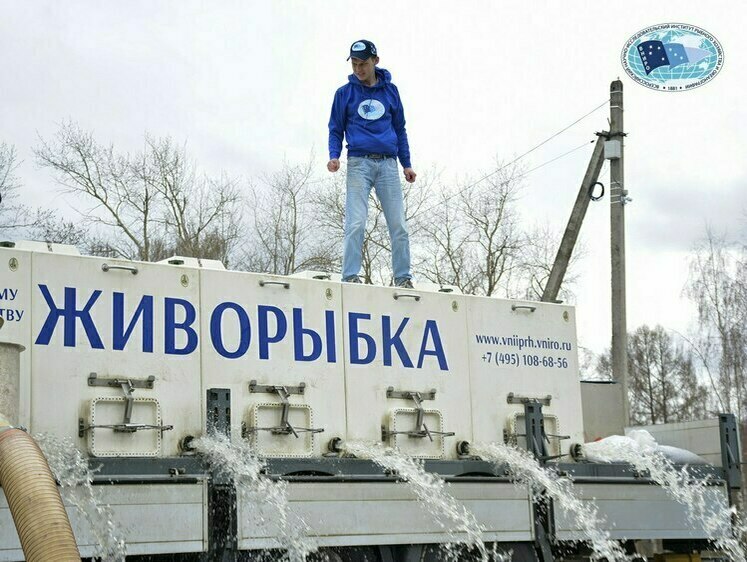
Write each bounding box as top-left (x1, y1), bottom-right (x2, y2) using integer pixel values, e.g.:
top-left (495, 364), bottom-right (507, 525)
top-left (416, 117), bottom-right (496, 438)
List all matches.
top-left (456, 440), bottom-right (471, 457)
top-left (328, 437), bottom-right (344, 454)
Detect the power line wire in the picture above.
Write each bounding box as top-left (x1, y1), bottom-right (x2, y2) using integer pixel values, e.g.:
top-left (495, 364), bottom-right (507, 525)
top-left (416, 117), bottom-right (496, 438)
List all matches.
top-left (498, 98), bottom-right (610, 169)
top-left (408, 98), bottom-right (610, 220)
top-left (517, 140), bottom-right (595, 177)
top-left (410, 137), bottom-right (596, 222)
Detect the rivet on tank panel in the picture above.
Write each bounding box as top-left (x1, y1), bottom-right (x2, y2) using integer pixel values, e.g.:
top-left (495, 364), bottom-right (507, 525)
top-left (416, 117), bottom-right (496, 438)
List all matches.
top-left (325, 288), bottom-right (333, 300)
top-left (181, 274), bottom-right (189, 287)
top-left (563, 311), bottom-right (569, 322)
top-left (451, 300), bottom-right (458, 312)
top-left (8, 257), bottom-right (18, 272)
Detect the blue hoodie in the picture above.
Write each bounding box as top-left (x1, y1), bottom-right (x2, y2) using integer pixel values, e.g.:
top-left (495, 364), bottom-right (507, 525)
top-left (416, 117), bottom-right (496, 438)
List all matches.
top-left (328, 67), bottom-right (411, 168)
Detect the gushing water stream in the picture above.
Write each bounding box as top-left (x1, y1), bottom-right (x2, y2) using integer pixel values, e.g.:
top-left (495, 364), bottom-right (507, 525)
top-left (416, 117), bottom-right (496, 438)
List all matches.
top-left (36, 431), bottom-right (737, 561)
top-left (471, 442), bottom-right (631, 562)
top-left (343, 441), bottom-right (513, 562)
top-left (582, 432), bottom-right (746, 561)
top-left (36, 434), bottom-right (127, 562)
top-left (195, 434), bottom-right (319, 562)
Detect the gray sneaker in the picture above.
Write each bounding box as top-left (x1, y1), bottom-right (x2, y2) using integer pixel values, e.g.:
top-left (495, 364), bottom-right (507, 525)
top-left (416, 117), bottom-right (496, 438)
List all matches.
top-left (395, 278), bottom-right (414, 289)
top-left (343, 276), bottom-right (362, 283)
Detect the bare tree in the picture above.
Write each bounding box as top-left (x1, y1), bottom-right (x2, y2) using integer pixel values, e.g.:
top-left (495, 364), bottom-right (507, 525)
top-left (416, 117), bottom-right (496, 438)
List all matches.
top-left (136, 135), bottom-right (243, 264)
top-left (517, 223), bottom-right (585, 302)
top-left (0, 143), bottom-right (19, 203)
top-left (597, 325), bottom-right (710, 425)
top-left (627, 325), bottom-right (709, 425)
top-left (0, 142), bottom-right (52, 234)
top-left (686, 228), bottom-right (747, 419)
top-left (240, 157), bottom-right (336, 275)
top-left (465, 172), bottom-right (522, 296)
top-left (28, 215), bottom-right (89, 248)
top-left (35, 123), bottom-right (156, 259)
top-left (418, 162), bottom-right (524, 296)
top-left (578, 346), bottom-right (604, 381)
top-left (417, 187), bottom-right (474, 289)
top-left (0, 142), bottom-right (85, 244)
top-left (35, 122), bottom-right (243, 264)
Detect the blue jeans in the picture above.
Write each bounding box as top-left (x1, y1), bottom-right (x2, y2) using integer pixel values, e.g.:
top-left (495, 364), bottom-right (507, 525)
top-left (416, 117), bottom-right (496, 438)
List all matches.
top-left (342, 156), bottom-right (411, 281)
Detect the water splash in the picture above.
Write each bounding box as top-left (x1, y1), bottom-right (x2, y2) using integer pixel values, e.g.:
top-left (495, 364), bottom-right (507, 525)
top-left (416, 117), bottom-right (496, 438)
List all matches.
top-left (471, 442), bottom-right (630, 562)
top-left (35, 433), bottom-right (127, 562)
top-left (194, 434), bottom-right (318, 562)
top-left (343, 441), bottom-right (501, 561)
top-left (582, 433), bottom-right (746, 561)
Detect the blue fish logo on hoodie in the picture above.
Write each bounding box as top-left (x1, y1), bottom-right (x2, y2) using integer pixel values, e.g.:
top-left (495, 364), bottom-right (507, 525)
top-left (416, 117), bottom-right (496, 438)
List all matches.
top-left (358, 99), bottom-right (385, 120)
top-left (328, 67), bottom-right (412, 168)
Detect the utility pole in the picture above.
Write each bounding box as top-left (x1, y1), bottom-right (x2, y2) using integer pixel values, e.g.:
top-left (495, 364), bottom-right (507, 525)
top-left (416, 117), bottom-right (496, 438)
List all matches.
top-left (609, 79), bottom-right (630, 425)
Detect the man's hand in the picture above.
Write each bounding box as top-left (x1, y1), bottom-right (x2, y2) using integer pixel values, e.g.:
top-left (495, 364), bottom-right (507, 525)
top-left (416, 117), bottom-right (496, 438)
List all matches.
top-left (403, 167), bottom-right (417, 183)
top-left (327, 159), bottom-right (340, 173)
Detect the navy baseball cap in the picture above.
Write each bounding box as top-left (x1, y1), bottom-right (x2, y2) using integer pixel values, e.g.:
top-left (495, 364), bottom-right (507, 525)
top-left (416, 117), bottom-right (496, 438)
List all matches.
top-left (347, 39), bottom-right (377, 61)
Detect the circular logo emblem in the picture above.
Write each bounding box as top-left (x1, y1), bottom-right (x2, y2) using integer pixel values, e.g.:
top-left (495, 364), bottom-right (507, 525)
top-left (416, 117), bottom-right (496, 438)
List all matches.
top-left (358, 99), bottom-right (385, 120)
top-left (621, 23), bottom-right (724, 91)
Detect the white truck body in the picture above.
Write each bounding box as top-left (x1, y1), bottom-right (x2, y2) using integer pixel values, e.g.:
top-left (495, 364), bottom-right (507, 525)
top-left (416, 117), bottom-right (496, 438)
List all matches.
top-left (0, 243), bottom-right (735, 560)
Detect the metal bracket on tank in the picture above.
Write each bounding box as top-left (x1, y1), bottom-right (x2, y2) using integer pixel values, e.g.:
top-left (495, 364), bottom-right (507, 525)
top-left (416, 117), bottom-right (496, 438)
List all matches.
top-left (512, 401), bottom-right (569, 463)
top-left (381, 387), bottom-right (455, 442)
top-left (244, 380), bottom-right (324, 439)
top-left (507, 392), bottom-right (552, 406)
top-left (719, 413), bottom-right (743, 489)
top-left (78, 373), bottom-right (173, 436)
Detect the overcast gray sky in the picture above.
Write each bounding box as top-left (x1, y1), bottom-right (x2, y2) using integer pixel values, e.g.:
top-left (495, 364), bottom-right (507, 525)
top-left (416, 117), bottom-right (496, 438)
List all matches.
top-left (1, 1), bottom-right (745, 356)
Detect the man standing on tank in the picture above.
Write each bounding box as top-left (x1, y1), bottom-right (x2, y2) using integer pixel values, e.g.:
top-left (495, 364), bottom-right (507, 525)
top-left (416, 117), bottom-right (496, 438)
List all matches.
top-left (327, 39), bottom-right (417, 288)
